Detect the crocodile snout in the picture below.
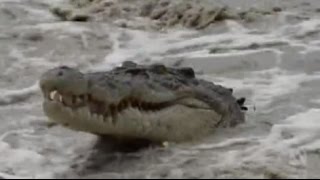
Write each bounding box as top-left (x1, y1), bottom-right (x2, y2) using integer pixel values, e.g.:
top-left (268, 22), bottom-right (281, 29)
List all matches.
top-left (39, 66), bottom-right (88, 100)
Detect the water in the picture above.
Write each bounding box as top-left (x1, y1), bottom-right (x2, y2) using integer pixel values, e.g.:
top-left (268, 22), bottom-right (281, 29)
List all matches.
top-left (1, 0), bottom-right (320, 178)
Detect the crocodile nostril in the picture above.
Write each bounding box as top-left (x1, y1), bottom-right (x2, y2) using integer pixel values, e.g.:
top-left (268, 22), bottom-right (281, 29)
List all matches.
top-left (57, 71), bottom-right (63, 76)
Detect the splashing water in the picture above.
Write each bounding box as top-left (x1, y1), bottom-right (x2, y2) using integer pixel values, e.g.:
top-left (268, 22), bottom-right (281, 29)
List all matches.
top-left (1, 0), bottom-right (320, 178)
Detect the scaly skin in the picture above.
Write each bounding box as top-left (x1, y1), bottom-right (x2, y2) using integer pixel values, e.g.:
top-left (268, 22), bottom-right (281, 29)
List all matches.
top-left (39, 61), bottom-right (247, 144)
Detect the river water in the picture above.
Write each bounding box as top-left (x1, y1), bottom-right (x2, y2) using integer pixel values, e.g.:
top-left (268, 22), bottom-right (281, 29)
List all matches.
top-left (1, 0), bottom-right (320, 178)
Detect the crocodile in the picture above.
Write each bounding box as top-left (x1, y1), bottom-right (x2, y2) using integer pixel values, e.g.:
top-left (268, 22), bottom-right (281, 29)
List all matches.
top-left (39, 61), bottom-right (247, 145)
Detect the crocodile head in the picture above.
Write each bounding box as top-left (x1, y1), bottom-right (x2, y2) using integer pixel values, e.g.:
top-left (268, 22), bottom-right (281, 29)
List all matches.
top-left (39, 61), bottom-right (247, 143)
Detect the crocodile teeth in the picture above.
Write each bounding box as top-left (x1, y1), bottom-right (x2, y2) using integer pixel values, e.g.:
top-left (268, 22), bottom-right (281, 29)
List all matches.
top-left (76, 97), bottom-right (82, 104)
top-left (53, 92), bottom-right (61, 102)
top-left (49, 90), bottom-right (57, 100)
top-left (59, 95), bottom-right (63, 103)
top-left (49, 90), bottom-right (63, 103)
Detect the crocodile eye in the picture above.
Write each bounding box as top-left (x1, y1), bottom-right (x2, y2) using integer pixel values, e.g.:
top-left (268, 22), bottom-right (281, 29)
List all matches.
top-left (57, 66), bottom-right (71, 76)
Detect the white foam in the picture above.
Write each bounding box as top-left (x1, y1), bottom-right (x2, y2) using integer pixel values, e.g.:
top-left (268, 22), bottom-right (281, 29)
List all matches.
top-left (0, 130), bottom-right (51, 178)
top-left (0, 0), bottom-right (65, 5)
top-left (83, 11), bottom-right (320, 74)
top-left (99, 29), bottom-right (197, 68)
top-left (292, 19), bottom-right (320, 38)
top-left (91, 19), bottom-right (297, 70)
top-left (0, 81), bottom-right (39, 105)
top-left (266, 108), bottom-right (320, 152)
top-left (205, 68), bottom-right (320, 108)
top-left (19, 21), bottom-right (91, 35)
top-left (310, 99), bottom-right (320, 105)
top-left (2, 0), bottom-right (320, 178)
top-left (193, 137), bottom-right (260, 150)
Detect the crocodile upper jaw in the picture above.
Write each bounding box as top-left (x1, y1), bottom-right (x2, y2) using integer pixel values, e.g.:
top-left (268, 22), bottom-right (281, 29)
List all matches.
top-left (42, 89), bottom-right (222, 142)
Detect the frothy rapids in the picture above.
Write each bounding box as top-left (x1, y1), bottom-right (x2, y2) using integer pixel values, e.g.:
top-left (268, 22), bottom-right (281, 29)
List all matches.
top-left (1, 0), bottom-right (320, 178)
